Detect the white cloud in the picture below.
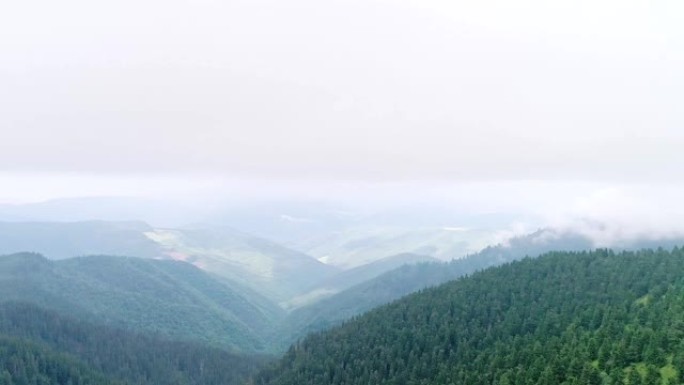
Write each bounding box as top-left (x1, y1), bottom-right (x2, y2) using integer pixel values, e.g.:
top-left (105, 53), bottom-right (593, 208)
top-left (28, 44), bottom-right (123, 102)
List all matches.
top-left (545, 185), bottom-right (684, 246)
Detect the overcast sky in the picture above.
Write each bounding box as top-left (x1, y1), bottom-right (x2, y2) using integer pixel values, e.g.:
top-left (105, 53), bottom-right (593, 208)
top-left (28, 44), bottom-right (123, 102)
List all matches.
top-left (1, 0), bottom-right (683, 214)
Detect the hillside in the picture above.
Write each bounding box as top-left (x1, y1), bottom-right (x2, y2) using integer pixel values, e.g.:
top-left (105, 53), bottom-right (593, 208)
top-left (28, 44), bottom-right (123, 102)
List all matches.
top-left (257, 247), bottom-right (684, 385)
top-left (0, 253), bottom-right (283, 352)
top-left (286, 228), bottom-right (684, 341)
top-left (278, 229), bottom-right (594, 346)
top-left (0, 302), bottom-right (269, 385)
top-left (283, 253), bottom-right (437, 310)
top-left (0, 336), bottom-right (119, 385)
top-left (145, 225), bottom-right (338, 302)
top-left (0, 221), bottom-right (337, 303)
top-left (301, 226), bottom-right (497, 269)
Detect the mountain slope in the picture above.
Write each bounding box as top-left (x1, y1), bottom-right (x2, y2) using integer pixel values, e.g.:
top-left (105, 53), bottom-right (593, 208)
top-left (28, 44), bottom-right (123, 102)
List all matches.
top-left (311, 253), bottom-right (438, 294)
top-left (283, 253), bottom-right (437, 310)
top-left (0, 253), bottom-right (284, 352)
top-left (257, 247), bottom-right (684, 385)
top-left (0, 302), bottom-right (270, 385)
top-left (278, 229), bottom-right (593, 346)
top-left (0, 221), bottom-right (337, 303)
top-left (145, 225), bottom-right (338, 302)
top-left (301, 226), bottom-right (497, 269)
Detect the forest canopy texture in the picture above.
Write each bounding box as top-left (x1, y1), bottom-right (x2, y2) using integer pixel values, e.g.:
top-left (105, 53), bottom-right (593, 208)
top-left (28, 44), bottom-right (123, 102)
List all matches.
top-left (257, 248), bottom-right (684, 385)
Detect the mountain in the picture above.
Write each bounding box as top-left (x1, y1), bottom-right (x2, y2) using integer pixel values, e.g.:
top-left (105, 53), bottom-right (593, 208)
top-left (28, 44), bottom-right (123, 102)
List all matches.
top-left (0, 221), bottom-right (337, 303)
top-left (300, 226), bottom-right (499, 269)
top-left (277, 229), bottom-right (594, 346)
top-left (256, 247), bottom-right (684, 385)
top-left (0, 221), bottom-right (163, 259)
top-left (0, 302), bottom-right (270, 385)
top-left (282, 253), bottom-right (437, 310)
top-left (279, 228), bottom-right (684, 348)
top-left (145, 225), bottom-right (338, 302)
top-left (199, 201), bottom-right (364, 247)
top-left (0, 253), bottom-right (284, 352)
top-left (0, 198), bottom-right (361, 242)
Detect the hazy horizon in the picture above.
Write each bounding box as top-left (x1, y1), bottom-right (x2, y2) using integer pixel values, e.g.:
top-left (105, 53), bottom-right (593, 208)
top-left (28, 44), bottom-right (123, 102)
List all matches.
top-left (2, 0), bottom-right (684, 247)
top-left (2, 0), bottom-right (683, 179)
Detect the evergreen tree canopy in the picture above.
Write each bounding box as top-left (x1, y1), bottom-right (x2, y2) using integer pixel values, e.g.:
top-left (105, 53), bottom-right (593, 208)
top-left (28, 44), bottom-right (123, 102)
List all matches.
top-left (257, 248), bottom-right (684, 385)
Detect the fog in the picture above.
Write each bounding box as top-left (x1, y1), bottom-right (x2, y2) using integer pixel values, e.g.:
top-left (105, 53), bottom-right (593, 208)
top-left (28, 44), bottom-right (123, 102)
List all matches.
top-left (2, 174), bottom-right (684, 249)
top-left (2, 0), bottom-right (683, 180)
top-left (1, 0), bottom-right (683, 247)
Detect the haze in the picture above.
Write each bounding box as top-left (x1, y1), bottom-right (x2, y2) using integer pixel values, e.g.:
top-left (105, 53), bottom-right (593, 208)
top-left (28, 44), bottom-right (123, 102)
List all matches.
top-left (1, 0), bottom-right (683, 245)
top-left (3, 2), bottom-right (684, 383)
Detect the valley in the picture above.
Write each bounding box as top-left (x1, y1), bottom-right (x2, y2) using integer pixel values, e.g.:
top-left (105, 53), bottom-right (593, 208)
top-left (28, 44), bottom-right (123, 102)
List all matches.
top-left (1, 219), bottom-right (683, 384)
top-left (258, 248), bottom-right (684, 385)
top-left (3, 0), bottom-right (680, 382)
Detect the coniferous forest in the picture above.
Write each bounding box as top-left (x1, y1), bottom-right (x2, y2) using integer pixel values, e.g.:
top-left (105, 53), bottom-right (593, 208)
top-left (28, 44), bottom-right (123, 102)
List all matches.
top-left (4, 247), bottom-right (684, 384)
top-left (3, 0), bottom-right (682, 382)
top-left (0, 302), bottom-right (269, 385)
top-left (257, 248), bottom-right (684, 385)
top-left (0, 336), bottom-right (121, 385)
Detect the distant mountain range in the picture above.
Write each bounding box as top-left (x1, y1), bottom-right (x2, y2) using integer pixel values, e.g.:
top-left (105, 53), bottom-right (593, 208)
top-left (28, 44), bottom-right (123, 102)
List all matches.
top-left (143, 225), bottom-right (339, 302)
top-left (0, 221), bottom-right (163, 259)
top-left (282, 253), bottom-right (438, 310)
top-left (0, 196), bottom-right (524, 267)
top-left (2, 215), bottom-right (684, 385)
top-left (0, 219), bottom-right (501, 304)
top-left (299, 226), bottom-right (496, 269)
top-left (2, 219), bottom-right (683, 355)
top-left (0, 221), bottom-right (337, 302)
top-left (275, 228), bottom-right (684, 347)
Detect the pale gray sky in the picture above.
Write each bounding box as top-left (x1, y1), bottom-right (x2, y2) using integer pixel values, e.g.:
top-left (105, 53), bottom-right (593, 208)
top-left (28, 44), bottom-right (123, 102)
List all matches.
top-left (1, 0), bottom-right (683, 183)
top-left (2, 0), bottom-right (684, 246)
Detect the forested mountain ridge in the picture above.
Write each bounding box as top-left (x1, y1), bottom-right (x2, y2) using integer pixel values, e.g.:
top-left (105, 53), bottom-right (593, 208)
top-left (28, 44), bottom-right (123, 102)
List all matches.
top-left (0, 221), bottom-right (338, 303)
top-left (277, 229), bottom-right (595, 347)
top-left (0, 253), bottom-right (283, 352)
top-left (286, 228), bottom-right (684, 341)
top-left (0, 302), bottom-right (270, 385)
top-left (257, 247), bottom-right (684, 385)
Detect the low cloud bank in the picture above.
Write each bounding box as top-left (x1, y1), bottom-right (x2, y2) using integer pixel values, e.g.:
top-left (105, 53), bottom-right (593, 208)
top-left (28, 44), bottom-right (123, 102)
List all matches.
top-left (540, 185), bottom-right (684, 247)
